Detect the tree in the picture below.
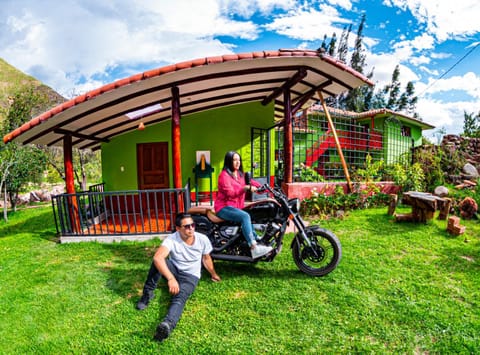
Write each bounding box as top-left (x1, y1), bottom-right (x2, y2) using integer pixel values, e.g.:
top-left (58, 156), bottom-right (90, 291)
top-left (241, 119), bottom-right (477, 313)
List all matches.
top-left (384, 65), bottom-right (402, 110)
top-left (398, 81), bottom-right (418, 117)
top-left (433, 126), bottom-right (447, 144)
top-left (317, 16), bottom-right (420, 117)
top-left (42, 146), bottom-right (101, 191)
top-left (462, 111), bottom-right (480, 138)
top-left (337, 24), bottom-right (352, 63)
top-left (343, 14), bottom-right (368, 112)
top-left (350, 14), bottom-right (366, 73)
top-left (5, 144), bottom-right (46, 211)
top-left (327, 33), bottom-right (337, 56)
top-left (0, 85), bottom-right (49, 217)
top-left (319, 34), bottom-right (328, 53)
top-left (362, 68), bottom-right (376, 110)
top-left (369, 65), bottom-right (419, 117)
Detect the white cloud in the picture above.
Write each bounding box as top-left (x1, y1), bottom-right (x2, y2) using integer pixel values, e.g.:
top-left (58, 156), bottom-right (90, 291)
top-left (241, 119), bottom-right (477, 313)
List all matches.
top-left (366, 50), bottom-right (419, 87)
top-left (383, 0), bottom-right (480, 42)
top-left (263, 4), bottom-right (351, 41)
top-left (393, 33), bottom-right (435, 52)
top-left (0, 0), bottom-right (260, 96)
top-left (219, 0), bottom-right (295, 17)
top-left (409, 55), bottom-right (430, 66)
top-left (430, 52), bottom-right (452, 60)
top-left (419, 72), bottom-right (480, 100)
top-left (418, 66), bottom-right (439, 76)
top-left (0, 0), bottom-right (478, 141)
top-left (417, 97), bottom-right (479, 137)
top-left (416, 72), bottom-right (480, 137)
top-left (326, 0), bottom-right (353, 10)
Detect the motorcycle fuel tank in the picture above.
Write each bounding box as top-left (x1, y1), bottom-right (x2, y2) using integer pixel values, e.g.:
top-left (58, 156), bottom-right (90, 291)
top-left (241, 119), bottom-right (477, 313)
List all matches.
top-left (245, 201), bottom-right (279, 223)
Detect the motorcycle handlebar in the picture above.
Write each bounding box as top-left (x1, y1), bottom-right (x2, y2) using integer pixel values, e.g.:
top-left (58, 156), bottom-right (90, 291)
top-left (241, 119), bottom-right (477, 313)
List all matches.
top-left (256, 184), bottom-right (279, 197)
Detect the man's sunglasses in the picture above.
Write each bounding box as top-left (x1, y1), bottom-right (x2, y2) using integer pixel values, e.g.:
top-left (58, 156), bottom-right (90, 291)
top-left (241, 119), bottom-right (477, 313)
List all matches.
top-left (181, 223), bottom-right (196, 229)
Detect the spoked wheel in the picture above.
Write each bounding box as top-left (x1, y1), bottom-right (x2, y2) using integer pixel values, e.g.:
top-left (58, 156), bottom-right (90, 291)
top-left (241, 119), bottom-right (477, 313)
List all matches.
top-left (292, 228), bottom-right (342, 276)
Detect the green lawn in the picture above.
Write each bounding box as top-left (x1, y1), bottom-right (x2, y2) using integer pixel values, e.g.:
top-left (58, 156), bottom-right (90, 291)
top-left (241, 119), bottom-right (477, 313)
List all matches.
top-left (1, 205), bottom-right (479, 354)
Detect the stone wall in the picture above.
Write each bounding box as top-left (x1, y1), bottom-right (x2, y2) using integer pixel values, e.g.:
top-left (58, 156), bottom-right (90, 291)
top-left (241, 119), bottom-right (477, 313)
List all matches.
top-left (441, 134), bottom-right (480, 171)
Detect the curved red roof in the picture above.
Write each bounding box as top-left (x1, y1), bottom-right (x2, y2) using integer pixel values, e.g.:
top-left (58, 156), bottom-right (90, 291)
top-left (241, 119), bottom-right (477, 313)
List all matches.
top-left (4, 49), bottom-right (373, 150)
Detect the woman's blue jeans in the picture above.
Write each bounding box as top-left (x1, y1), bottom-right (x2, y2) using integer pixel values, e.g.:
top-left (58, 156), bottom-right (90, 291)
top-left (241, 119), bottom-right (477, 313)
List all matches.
top-left (142, 259), bottom-right (199, 329)
top-left (216, 206), bottom-right (257, 246)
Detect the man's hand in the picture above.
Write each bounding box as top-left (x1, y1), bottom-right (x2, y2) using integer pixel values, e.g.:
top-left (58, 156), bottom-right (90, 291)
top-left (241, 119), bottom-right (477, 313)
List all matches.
top-left (167, 278), bottom-right (180, 295)
top-left (211, 273), bottom-right (221, 282)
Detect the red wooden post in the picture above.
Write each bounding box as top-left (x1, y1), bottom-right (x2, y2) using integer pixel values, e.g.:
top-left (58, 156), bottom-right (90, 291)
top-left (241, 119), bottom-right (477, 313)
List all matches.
top-left (283, 89), bottom-right (293, 184)
top-left (171, 86), bottom-right (182, 189)
top-left (63, 134), bottom-right (80, 232)
top-left (64, 134), bottom-right (75, 194)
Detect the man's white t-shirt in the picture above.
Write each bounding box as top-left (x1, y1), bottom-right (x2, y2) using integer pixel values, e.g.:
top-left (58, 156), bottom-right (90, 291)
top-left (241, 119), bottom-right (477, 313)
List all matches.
top-left (161, 231), bottom-right (213, 279)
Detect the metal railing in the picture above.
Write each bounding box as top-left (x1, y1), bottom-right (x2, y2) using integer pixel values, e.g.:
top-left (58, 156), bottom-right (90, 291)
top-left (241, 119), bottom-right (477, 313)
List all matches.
top-left (52, 184), bottom-right (191, 237)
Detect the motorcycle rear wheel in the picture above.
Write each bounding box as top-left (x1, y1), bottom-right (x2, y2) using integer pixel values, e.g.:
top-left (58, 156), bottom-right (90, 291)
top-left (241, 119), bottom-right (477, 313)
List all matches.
top-left (292, 228), bottom-right (342, 276)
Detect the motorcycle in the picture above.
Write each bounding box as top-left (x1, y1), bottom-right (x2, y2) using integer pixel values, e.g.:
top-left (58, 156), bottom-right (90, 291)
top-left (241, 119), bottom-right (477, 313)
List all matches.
top-left (188, 176), bottom-right (342, 276)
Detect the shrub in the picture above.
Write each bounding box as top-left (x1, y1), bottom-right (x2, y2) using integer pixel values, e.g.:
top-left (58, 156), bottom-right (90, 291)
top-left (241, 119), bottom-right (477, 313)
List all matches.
top-left (293, 163), bottom-right (325, 182)
top-left (301, 184), bottom-right (390, 218)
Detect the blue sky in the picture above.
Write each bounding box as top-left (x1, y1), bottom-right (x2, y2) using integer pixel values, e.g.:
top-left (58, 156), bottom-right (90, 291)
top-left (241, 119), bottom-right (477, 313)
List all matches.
top-left (1, 0), bottom-right (479, 140)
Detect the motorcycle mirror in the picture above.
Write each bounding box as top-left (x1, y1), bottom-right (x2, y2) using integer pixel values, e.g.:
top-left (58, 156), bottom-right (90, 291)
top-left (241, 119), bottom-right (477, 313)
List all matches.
top-left (245, 171), bottom-right (251, 184)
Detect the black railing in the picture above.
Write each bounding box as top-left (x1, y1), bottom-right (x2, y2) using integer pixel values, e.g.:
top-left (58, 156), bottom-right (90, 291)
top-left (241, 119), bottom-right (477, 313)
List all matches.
top-left (52, 185), bottom-right (191, 238)
top-left (88, 182), bottom-right (105, 193)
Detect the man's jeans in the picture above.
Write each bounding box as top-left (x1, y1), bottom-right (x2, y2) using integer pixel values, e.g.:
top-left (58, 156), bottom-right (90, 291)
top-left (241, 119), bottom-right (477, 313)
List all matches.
top-left (216, 206), bottom-right (257, 246)
top-left (142, 260), bottom-right (199, 329)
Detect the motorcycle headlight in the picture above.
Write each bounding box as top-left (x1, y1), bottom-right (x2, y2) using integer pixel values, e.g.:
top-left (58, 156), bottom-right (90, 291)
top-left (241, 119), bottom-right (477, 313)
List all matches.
top-left (288, 198), bottom-right (300, 213)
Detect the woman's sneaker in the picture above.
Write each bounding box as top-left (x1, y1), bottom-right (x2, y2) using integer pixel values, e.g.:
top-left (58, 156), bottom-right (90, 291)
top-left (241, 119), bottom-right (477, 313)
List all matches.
top-left (251, 244), bottom-right (273, 259)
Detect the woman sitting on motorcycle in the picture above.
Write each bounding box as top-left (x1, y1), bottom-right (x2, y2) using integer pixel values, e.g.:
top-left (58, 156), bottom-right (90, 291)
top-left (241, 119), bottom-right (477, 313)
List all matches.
top-left (214, 151), bottom-right (273, 259)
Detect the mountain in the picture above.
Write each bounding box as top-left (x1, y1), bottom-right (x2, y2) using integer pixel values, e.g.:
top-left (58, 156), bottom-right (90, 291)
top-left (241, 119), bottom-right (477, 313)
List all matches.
top-left (0, 58), bottom-right (66, 128)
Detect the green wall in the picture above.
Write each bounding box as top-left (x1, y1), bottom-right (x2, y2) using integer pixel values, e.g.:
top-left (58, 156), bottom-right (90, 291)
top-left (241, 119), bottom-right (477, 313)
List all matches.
top-left (101, 102), bottom-right (275, 191)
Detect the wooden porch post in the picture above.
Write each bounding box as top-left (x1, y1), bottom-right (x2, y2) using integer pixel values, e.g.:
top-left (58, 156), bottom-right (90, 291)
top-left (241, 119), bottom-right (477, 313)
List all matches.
top-left (171, 86), bottom-right (182, 189)
top-left (64, 134), bottom-right (75, 194)
top-left (63, 134), bottom-right (80, 232)
top-left (283, 89), bottom-right (293, 184)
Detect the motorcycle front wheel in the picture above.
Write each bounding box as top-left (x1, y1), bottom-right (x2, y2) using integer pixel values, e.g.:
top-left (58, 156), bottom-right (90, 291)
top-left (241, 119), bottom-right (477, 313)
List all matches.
top-left (292, 228), bottom-right (342, 276)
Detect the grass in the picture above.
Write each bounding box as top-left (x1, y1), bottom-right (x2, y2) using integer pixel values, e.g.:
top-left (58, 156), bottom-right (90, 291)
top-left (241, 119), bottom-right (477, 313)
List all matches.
top-left (1, 205), bottom-right (479, 354)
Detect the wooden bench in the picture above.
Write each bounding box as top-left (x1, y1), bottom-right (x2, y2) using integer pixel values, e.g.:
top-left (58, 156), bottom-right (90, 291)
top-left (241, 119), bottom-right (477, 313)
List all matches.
top-left (392, 191), bottom-right (451, 223)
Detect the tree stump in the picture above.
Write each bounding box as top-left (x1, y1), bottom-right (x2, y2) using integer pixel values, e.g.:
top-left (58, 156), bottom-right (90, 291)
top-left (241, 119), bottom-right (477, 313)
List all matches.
top-left (437, 198), bottom-right (451, 220)
top-left (387, 194), bottom-right (398, 216)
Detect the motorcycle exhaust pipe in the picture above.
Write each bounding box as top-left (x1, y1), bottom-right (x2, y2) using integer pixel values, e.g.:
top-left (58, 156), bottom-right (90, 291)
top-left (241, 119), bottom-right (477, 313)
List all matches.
top-left (211, 253), bottom-right (254, 263)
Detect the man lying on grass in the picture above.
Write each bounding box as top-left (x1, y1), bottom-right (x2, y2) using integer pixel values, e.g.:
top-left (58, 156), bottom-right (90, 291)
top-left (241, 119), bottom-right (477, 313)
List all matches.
top-left (136, 213), bottom-right (221, 341)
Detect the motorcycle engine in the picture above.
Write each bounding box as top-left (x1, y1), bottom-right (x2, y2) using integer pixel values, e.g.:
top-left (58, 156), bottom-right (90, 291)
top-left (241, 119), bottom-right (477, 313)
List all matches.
top-left (219, 225), bottom-right (241, 239)
top-left (254, 222), bottom-right (280, 241)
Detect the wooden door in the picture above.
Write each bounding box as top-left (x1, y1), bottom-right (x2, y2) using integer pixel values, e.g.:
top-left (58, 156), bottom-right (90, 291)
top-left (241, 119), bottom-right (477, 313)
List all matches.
top-left (137, 142), bottom-right (169, 189)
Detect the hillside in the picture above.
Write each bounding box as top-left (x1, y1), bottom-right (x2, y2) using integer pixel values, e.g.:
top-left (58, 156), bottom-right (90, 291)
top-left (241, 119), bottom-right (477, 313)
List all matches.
top-left (0, 58), bottom-right (65, 128)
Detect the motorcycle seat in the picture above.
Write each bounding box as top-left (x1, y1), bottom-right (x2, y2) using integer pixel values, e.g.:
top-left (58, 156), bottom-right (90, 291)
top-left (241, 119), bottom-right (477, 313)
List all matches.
top-left (206, 209), bottom-right (225, 223)
top-left (187, 206), bottom-right (213, 215)
top-left (187, 206), bottom-right (226, 223)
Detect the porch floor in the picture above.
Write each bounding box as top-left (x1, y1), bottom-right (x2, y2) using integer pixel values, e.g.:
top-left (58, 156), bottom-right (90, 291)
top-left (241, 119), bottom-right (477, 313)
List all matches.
top-left (82, 213), bottom-right (174, 235)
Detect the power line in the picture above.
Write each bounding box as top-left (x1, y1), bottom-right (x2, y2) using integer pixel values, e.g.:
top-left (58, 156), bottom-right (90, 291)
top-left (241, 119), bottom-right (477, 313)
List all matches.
top-left (418, 41), bottom-right (480, 97)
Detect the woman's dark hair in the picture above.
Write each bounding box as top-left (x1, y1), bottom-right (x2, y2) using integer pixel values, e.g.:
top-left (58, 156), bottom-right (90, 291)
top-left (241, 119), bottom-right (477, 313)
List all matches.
top-left (222, 151), bottom-right (243, 173)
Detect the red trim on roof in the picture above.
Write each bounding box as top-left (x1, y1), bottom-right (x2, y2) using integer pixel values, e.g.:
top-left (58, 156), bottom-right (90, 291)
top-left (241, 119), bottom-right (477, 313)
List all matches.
top-left (3, 49), bottom-right (374, 145)
top-left (307, 105), bottom-right (435, 129)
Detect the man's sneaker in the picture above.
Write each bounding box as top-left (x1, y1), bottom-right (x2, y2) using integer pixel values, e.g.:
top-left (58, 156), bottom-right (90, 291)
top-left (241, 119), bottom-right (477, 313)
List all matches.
top-left (136, 290), bottom-right (154, 310)
top-left (251, 244), bottom-right (273, 259)
top-left (154, 321), bottom-right (171, 342)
